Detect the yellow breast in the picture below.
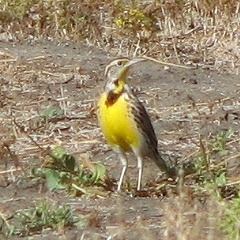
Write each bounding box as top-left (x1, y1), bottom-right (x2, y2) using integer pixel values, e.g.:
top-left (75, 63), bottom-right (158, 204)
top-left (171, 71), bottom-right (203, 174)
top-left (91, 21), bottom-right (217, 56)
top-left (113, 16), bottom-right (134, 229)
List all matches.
top-left (98, 92), bottom-right (141, 152)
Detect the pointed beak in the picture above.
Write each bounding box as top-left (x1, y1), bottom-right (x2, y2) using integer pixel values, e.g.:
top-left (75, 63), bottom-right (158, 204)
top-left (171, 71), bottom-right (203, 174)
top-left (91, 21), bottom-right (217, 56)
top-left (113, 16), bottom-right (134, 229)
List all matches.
top-left (125, 58), bottom-right (146, 68)
top-left (119, 57), bottom-right (146, 79)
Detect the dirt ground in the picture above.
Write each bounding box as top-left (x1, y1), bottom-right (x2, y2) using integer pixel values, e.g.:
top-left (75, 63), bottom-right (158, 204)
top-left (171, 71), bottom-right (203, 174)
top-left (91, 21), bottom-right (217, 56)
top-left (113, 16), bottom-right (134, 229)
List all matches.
top-left (0, 40), bottom-right (239, 239)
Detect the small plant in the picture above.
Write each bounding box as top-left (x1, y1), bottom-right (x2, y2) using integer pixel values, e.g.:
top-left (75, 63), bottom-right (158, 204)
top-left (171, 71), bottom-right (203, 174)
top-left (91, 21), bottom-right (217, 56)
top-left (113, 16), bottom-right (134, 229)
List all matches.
top-left (114, 7), bottom-right (153, 29)
top-left (1, 200), bottom-right (87, 237)
top-left (220, 196), bottom-right (240, 239)
top-left (211, 130), bottom-right (233, 156)
top-left (41, 106), bottom-right (64, 121)
top-left (192, 130), bottom-right (235, 199)
top-left (32, 145), bottom-right (108, 196)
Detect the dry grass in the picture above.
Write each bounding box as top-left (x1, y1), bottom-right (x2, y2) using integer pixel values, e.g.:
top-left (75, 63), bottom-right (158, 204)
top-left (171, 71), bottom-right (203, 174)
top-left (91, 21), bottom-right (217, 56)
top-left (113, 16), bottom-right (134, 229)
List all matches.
top-left (0, 0), bottom-right (239, 73)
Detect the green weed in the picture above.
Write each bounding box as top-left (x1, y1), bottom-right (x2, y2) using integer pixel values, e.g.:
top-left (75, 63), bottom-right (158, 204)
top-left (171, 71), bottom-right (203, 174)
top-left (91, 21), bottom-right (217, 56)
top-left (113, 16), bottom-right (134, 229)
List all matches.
top-left (220, 196), bottom-right (240, 239)
top-left (1, 200), bottom-right (87, 237)
top-left (32, 145), bottom-right (108, 196)
top-left (192, 130), bottom-right (236, 199)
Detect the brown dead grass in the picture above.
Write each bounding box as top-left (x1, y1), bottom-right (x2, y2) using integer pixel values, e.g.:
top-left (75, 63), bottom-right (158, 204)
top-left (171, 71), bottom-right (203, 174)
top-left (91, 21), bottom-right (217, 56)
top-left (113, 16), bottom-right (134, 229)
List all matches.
top-left (0, 0), bottom-right (239, 73)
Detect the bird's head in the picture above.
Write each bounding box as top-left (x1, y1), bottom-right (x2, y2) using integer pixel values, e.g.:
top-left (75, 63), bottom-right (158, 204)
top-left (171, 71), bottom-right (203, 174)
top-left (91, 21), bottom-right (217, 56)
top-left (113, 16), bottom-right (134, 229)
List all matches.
top-left (104, 57), bottom-right (145, 94)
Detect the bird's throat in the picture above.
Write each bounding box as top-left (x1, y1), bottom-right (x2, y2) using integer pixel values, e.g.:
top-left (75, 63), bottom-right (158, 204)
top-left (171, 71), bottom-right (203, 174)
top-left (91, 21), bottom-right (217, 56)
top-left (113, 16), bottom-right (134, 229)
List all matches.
top-left (105, 90), bottom-right (122, 107)
top-left (105, 77), bottom-right (126, 107)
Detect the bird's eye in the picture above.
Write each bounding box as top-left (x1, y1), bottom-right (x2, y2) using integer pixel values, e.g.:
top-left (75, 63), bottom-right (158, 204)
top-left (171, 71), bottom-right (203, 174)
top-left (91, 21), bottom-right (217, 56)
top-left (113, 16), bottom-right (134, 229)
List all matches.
top-left (116, 60), bottom-right (124, 66)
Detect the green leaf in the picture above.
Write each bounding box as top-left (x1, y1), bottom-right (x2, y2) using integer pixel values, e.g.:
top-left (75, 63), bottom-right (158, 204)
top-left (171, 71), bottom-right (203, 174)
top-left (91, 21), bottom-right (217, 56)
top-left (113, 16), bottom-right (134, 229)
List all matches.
top-left (51, 146), bottom-right (67, 160)
top-left (44, 169), bottom-right (65, 190)
top-left (50, 146), bottom-right (76, 171)
top-left (41, 106), bottom-right (63, 120)
top-left (215, 172), bottom-right (227, 187)
top-left (218, 149), bottom-right (229, 156)
top-left (63, 155), bottom-right (76, 172)
top-left (74, 214), bottom-right (91, 229)
top-left (91, 164), bottom-right (106, 184)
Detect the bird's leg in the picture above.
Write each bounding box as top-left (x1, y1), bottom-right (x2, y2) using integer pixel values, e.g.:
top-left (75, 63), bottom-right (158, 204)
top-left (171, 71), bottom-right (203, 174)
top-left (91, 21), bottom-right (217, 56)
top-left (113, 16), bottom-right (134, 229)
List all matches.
top-left (136, 156), bottom-right (143, 191)
top-left (132, 147), bottom-right (143, 191)
top-left (115, 149), bottom-right (128, 191)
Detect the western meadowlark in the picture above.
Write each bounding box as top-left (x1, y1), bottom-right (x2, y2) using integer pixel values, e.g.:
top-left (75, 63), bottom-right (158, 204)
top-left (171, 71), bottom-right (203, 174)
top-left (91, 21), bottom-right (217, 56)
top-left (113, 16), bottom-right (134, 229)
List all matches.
top-left (98, 57), bottom-right (175, 191)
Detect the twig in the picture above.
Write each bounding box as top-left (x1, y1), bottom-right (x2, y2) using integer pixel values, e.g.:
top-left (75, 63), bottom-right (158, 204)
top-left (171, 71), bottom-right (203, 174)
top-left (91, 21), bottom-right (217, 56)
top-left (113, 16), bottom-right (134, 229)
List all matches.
top-left (142, 55), bottom-right (195, 69)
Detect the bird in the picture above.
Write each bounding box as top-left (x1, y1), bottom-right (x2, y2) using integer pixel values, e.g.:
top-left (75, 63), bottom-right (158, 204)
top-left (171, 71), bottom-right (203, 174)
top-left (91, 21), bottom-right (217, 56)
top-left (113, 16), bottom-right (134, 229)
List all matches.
top-left (97, 57), bottom-right (175, 191)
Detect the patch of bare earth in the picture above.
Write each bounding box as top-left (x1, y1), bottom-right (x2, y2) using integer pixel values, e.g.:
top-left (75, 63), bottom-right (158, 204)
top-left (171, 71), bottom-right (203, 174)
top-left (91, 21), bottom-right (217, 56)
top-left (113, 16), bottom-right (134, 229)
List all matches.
top-left (0, 41), bottom-right (239, 239)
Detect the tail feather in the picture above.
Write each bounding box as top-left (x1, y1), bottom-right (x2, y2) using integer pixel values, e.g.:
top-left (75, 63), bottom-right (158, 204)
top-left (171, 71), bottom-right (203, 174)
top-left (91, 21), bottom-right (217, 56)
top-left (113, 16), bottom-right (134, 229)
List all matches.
top-left (154, 154), bottom-right (196, 178)
top-left (154, 154), bottom-right (177, 178)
